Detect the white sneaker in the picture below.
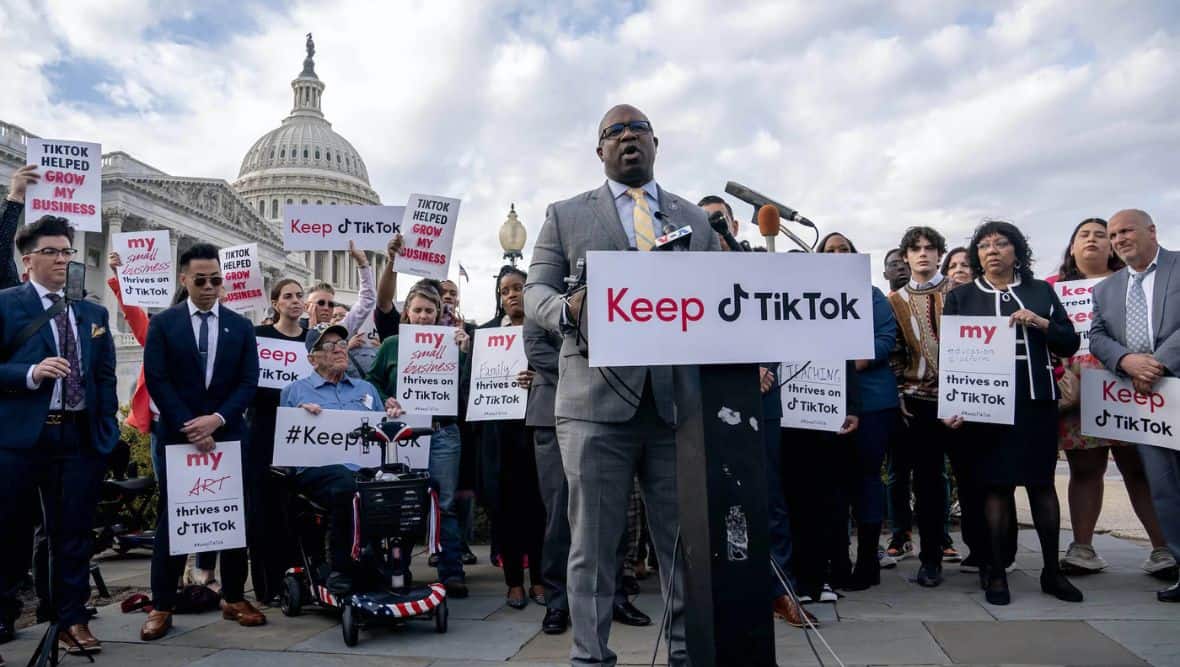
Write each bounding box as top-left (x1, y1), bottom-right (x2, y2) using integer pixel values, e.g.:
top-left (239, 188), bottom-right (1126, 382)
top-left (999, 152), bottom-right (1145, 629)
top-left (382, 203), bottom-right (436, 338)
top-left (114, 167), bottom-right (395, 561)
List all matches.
top-left (819, 583), bottom-right (839, 603)
top-left (1060, 542), bottom-right (1108, 573)
top-left (878, 547), bottom-right (897, 570)
top-left (1143, 547), bottom-right (1178, 576)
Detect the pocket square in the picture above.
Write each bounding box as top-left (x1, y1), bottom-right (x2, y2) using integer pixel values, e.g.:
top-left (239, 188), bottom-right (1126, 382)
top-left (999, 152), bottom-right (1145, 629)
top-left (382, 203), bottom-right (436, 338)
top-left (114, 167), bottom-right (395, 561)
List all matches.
top-left (91, 324), bottom-right (106, 338)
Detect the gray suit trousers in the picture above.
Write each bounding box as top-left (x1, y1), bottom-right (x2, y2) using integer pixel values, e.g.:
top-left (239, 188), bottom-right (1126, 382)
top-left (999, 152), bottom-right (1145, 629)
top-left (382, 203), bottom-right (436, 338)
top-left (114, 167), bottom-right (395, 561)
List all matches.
top-left (1139, 444), bottom-right (1180, 575)
top-left (534, 427), bottom-right (630, 614)
top-left (557, 410), bottom-right (686, 667)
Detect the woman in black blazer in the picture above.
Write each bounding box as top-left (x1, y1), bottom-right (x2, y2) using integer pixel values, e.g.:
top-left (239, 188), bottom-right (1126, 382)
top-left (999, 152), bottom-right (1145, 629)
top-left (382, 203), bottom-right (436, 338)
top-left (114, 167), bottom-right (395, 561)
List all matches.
top-left (942, 220), bottom-right (1082, 606)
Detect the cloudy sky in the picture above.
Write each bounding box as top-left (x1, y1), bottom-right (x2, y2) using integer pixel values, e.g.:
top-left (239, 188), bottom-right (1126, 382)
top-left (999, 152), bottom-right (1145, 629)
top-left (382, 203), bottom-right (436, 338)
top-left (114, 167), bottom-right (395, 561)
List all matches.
top-left (2, 0), bottom-right (1178, 321)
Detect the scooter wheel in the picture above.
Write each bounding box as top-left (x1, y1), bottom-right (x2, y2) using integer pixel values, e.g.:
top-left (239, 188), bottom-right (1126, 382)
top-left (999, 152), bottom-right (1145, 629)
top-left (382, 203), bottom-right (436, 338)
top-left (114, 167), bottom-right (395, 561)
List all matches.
top-left (280, 575), bottom-right (303, 617)
top-left (434, 598), bottom-right (448, 634)
top-left (342, 604), bottom-right (360, 646)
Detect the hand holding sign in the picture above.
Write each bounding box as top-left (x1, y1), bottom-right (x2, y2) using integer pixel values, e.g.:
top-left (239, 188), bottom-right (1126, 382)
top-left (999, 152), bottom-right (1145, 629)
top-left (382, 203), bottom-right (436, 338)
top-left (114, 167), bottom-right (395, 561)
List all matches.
top-left (1120, 354), bottom-right (1165, 387)
top-left (7, 165), bottom-right (40, 203)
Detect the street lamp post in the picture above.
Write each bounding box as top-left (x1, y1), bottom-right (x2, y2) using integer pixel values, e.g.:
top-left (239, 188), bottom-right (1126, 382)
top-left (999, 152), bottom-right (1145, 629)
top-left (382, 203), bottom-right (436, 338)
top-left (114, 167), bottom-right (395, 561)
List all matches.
top-left (498, 203), bottom-right (527, 266)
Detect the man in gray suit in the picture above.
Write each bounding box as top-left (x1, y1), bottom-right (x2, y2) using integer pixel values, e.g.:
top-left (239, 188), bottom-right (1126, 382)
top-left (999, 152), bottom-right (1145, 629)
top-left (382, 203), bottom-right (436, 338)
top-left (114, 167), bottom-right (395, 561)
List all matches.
top-left (524, 104), bottom-right (719, 666)
top-left (525, 319), bottom-right (651, 637)
top-left (1090, 209), bottom-right (1180, 602)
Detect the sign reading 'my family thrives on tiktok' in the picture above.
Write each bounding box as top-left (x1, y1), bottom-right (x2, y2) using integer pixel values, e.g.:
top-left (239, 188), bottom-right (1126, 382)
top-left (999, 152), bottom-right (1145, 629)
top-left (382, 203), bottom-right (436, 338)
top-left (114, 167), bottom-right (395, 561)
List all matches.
top-left (24, 138), bottom-right (102, 232)
top-left (937, 316), bottom-right (1015, 425)
top-left (467, 326), bottom-right (527, 422)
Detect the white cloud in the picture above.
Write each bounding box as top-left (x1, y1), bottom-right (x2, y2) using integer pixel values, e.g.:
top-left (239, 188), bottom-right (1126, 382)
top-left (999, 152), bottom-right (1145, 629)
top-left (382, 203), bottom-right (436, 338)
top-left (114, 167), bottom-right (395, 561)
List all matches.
top-left (1, 0), bottom-right (1178, 320)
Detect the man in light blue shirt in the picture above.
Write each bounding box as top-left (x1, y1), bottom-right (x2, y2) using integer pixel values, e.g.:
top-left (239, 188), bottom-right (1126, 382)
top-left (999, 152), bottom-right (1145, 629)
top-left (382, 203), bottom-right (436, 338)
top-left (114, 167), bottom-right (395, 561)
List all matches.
top-left (280, 324), bottom-right (393, 594)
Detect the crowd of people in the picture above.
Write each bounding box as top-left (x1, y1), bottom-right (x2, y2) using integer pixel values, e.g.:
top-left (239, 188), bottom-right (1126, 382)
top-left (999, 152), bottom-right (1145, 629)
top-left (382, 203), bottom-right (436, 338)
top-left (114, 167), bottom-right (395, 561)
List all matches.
top-left (0, 103), bottom-right (1177, 667)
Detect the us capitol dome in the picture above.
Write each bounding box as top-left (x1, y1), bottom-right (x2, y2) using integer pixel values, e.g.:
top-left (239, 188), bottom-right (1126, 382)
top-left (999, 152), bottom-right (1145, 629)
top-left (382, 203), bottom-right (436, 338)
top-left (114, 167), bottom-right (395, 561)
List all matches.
top-left (232, 34), bottom-right (383, 296)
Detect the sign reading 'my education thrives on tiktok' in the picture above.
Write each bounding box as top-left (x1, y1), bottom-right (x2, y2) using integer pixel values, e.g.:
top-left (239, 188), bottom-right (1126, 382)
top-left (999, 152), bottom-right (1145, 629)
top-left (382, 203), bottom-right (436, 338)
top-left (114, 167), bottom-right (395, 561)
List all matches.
top-left (937, 316), bottom-right (1015, 425)
top-left (24, 138), bottom-right (102, 232)
top-left (585, 252), bottom-right (874, 367)
top-left (1081, 369), bottom-right (1179, 451)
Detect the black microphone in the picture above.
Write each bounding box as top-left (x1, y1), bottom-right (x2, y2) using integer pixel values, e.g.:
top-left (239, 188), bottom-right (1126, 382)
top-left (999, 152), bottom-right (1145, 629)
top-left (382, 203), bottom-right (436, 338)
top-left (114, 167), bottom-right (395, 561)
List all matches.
top-left (724, 181), bottom-right (816, 228)
top-left (707, 210), bottom-right (746, 252)
top-left (652, 211), bottom-right (692, 251)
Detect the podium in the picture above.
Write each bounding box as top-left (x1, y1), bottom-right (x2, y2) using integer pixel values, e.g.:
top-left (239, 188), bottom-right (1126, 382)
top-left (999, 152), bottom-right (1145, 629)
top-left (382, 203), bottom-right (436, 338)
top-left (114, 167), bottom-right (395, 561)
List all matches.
top-left (674, 363), bottom-right (776, 666)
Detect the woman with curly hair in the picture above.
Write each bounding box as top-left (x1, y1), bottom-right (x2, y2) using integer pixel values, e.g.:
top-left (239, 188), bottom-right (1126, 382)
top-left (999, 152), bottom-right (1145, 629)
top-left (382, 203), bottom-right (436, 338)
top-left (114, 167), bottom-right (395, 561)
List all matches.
top-left (942, 220), bottom-right (1082, 606)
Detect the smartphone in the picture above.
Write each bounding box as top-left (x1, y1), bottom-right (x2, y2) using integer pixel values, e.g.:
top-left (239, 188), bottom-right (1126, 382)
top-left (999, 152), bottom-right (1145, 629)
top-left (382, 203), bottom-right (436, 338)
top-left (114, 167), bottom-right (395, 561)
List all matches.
top-left (65, 261), bottom-right (86, 302)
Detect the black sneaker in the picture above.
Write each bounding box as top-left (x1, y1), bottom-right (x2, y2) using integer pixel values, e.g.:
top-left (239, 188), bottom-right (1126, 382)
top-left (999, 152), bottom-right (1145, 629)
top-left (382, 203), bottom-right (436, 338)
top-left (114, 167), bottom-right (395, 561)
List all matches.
top-left (461, 549), bottom-right (478, 565)
top-left (915, 563), bottom-right (943, 588)
top-left (428, 553), bottom-right (441, 568)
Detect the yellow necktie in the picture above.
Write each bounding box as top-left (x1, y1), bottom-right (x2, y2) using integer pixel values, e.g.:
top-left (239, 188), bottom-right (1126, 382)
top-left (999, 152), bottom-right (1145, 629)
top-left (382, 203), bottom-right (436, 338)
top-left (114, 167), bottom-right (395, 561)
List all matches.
top-left (627, 188), bottom-right (657, 251)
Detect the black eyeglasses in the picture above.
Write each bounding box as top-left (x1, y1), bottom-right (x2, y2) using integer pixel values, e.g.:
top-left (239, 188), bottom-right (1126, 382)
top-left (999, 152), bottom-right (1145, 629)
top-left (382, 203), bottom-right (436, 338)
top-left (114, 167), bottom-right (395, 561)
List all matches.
top-left (599, 120), bottom-right (653, 141)
top-left (192, 276), bottom-right (223, 287)
top-left (27, 248), bottom-right (78, 258)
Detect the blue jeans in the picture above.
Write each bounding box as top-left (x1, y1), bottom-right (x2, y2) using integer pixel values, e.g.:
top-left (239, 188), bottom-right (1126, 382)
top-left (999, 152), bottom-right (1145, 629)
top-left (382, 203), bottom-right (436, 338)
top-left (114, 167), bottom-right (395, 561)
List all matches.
top-left (429, 423), bottom-right (465, 582)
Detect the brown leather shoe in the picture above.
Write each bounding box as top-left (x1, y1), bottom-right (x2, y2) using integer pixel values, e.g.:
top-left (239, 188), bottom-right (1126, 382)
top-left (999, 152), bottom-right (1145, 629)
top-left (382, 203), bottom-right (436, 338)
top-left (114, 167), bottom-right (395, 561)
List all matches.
top-left (773, 594), bottom-right (817, 629)
top-left (58, 623), bottom-right (102, 654)
top-left (140, 610), bottom-right (173, 641)
top-left (221, 599), bottom-right (267, 627)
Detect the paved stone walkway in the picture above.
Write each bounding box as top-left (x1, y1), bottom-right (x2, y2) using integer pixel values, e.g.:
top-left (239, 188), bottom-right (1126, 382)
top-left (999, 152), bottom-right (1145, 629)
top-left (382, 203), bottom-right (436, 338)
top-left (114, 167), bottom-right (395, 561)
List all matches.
top-left (4, 528), bottom-right (1177, 666)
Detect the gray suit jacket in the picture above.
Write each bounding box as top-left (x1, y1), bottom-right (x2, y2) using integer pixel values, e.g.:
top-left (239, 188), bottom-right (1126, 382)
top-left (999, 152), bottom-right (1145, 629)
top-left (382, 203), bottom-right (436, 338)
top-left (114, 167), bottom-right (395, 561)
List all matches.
top-left (1090, 246), bottom-right (1180, 376)
top-left (523, 317), bottom-right (560, 428)
top-left (524, 181), bottom-right (720, 424)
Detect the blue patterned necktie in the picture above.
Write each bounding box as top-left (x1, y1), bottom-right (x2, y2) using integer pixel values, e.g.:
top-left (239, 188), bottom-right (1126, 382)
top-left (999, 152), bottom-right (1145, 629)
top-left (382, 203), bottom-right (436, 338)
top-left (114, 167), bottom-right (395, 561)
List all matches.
top-left (197, 311), bottom-right (212, 384)
top-left (1126, 266), bottom-right (1156, 354)
top-left (45, 294), bottom-right (84, 408)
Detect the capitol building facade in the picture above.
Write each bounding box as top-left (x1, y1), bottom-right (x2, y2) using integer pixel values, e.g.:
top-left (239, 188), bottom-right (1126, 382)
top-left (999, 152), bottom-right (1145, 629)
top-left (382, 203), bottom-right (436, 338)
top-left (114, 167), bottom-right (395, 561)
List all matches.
top-left (0, 35), bottom-right (387, 400)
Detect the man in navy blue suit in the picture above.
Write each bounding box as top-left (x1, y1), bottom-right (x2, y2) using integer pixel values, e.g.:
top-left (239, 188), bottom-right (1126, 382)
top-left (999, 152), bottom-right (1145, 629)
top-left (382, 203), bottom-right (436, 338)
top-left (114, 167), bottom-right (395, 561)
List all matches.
top-left (0, 215), bottom-right (118, 655)
top-left (139, 243), bottom-right (262, 641)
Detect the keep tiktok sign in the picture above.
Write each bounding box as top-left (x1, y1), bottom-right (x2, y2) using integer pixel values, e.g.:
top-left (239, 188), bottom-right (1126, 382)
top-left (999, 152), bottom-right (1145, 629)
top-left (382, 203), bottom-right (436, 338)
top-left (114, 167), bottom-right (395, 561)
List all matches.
top-left (584, 252), bottom-right (874, 367)
top-left (1081, 369), bottom-right (1179, 451)
top-left (937, 316), bottom-right (1015, 425)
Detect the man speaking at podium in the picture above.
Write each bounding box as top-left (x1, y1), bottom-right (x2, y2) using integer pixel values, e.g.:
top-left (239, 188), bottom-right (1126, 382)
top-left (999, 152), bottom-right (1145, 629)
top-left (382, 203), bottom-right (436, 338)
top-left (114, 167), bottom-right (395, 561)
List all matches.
top-left (524, 105), bottom-right (719, 666)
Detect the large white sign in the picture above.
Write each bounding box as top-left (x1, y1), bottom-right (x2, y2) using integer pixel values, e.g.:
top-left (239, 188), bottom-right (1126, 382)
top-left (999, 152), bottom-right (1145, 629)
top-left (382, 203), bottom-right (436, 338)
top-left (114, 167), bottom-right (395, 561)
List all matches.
top-left (397, 324), bottom-right (460, 416)
top-left (1081, 369), bottom-right (1179, 451)
top-left (397, 194), bottom-right (461, 280)
top-left (779, 361), bottom-right (846, 432)
top-left (219, 243), bottom-right (267, 314)
top-left (467, 326), bottom-right (527, 421)
top-left (272, 407), bottom-right (432, 469)
top-left (112, 230), bottom-right (174, 307)
top-left (257, 337), bottom-right (314, 389)
top-left (1054, 278), bottom-right (1105, 355)
top-left (25, 138), bottom-right (102, 231)
top-left (283, 204), bottom-right (405, 251)
top-left (584, 252), bottom-right (874, 367)
top-left (165, 441), bottom-right (247, 555)
top-left (937, 316), bottom-right (1016, 425)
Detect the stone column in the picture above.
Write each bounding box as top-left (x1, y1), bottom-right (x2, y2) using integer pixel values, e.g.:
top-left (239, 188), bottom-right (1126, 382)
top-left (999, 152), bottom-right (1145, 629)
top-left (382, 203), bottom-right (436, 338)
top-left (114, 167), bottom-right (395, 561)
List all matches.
top-left (102, 209), bottom-right (125, 329)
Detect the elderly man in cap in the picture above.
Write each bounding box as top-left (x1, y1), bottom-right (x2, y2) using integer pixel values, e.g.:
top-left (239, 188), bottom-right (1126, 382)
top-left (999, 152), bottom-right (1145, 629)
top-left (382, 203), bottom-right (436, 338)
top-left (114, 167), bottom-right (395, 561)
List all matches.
top-left (280, 323), bottom-right (399, 595)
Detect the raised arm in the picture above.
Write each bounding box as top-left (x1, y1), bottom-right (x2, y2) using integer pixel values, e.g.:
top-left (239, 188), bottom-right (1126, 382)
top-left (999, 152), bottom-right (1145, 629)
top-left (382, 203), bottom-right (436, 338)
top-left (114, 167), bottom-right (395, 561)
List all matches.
top-left (376, 234), bottom-right (403, 315)
top-left (343, 241), bottom-right (376, 335)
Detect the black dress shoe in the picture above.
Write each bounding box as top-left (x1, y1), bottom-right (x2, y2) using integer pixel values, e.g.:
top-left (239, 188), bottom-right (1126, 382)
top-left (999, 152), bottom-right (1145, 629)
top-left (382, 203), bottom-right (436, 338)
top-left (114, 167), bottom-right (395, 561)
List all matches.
top-left (985, 571), bottom-right (1010, 606)
top-left (1040, 571), bottom-right (1083, 603)
top-left (443, 578), bottom-right (469, 599)
top-left (1158, 583), bottom-right (1180, 603)
top-left (0, 617), bottom-right (13, 644)
top-left (461, 549), bottom-right (478, 566)
top-left (915, 563), bottom-right (943, 588)
top-left (612, 600), bottom-right (651, 626)
top-left (542, 608), bottom-right (570, 634)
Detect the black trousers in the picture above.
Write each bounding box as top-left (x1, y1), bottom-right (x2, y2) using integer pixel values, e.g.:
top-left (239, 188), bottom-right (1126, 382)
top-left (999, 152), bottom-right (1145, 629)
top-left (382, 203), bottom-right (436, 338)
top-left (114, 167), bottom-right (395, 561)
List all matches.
top-left (781, 426), bottom-right (851, 597)
top-left (291, 465), bottom-right (358, 571)
top-left (893, 400), bottom-right (953, 567)
top-left (0, 419), bottom-right (105, 626)
top-left (150, 434), bottom-right (249, 610)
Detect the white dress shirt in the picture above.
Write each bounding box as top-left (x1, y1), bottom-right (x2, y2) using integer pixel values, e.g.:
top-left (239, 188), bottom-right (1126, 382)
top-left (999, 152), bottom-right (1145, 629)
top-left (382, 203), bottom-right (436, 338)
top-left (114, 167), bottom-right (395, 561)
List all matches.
top-left (1125, 248), bottom-right (1160, 345)
top-left (24, 279), bottom-right (86, 410)
top-left (188, 299), bottom-right (219, 388)
top-left (606, 179), bottom-right (661, 248)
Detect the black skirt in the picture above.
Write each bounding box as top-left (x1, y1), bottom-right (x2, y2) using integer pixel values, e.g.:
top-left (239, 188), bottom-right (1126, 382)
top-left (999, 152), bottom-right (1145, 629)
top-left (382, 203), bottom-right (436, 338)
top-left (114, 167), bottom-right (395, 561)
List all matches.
top-left (966, 399), bottom-right (1059, 487)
